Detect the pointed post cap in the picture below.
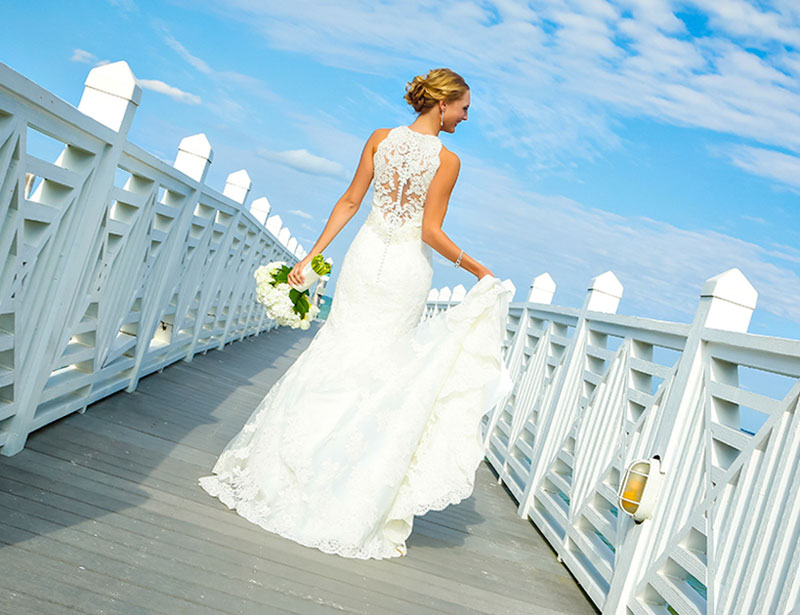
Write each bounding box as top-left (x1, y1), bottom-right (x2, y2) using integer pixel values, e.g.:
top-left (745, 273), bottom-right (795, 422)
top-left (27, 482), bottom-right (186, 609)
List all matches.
top-left (223, 169), bottom-right (252, 204)
top-left (502, 279), bottom-right (517, 300)
top-left (79, 60), bottom-right (141, 132)
top-left (701, 268), bottom-right (758, 332)
top-left (266, 214), bottom-right (282, 236)
top-left (585, 271), bottom-right (623, 313)
top-left (250, 196), bottom-right (271, 225)
top-left (174, 133), bottom-right (213, 181)
top-left (427, 288), bottom-right (440, 301)
top-left (438, 286), bottom-right (452, 302)
top-left (451, 284), bottom-right (467, 302)
top-left (85, 61), bottom-right (142, 105)
top-left (287, 237), bottom-right (298, 253)
top-left (177, 133), bottom-right (213, 162)
top-left (701, 268), bottom-right (758, 309)
top-left (528, 272), bottom-right (555, 303)
top-left (278, 227), bottom-right (291, 246)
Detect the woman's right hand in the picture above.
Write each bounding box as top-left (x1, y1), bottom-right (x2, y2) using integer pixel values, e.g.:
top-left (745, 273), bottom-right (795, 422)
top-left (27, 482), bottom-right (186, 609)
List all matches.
top-left (288, 255), bottom-right (312, 288)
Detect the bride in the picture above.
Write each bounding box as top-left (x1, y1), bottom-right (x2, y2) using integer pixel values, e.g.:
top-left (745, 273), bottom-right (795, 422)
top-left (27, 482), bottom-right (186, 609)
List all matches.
top-left (199, 68), bottom-right (513, 560)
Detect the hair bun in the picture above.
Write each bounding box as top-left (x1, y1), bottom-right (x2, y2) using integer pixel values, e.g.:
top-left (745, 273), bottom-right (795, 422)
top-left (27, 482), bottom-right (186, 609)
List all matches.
top-left (404, 74), bottom-right (433, 113)
top-left (404, 69), bottom-right (468, 114)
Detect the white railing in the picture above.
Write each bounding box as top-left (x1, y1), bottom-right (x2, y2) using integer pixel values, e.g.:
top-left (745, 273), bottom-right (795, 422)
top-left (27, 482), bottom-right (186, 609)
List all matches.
top-left (0, 61), bottom-right (305, 456)
top-left (428, 270), bottom-right (800, 615)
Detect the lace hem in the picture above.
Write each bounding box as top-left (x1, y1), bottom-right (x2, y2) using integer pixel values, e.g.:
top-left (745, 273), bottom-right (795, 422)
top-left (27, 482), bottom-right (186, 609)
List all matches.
top-left (199, 473), bottom-right (409, 560)
top-left (198, 469), bottom-right (478, 560)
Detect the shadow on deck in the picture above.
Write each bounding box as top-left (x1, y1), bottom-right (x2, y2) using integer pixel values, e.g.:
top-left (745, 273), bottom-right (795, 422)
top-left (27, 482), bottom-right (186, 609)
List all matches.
top-left (0, 324), bottom-right (598, 615)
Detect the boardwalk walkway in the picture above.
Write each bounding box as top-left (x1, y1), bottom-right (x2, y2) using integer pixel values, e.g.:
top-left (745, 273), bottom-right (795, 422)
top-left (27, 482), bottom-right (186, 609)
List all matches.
top-left (0, 325), bottom-right (597, 615)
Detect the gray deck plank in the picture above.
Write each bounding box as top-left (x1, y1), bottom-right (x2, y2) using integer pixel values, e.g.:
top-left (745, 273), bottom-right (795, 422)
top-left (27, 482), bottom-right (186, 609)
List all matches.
top-left (0, 324), bottom-right (597, 615)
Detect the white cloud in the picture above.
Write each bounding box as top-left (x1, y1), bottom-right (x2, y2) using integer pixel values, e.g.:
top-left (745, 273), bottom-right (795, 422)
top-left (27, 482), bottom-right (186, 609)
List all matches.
top-left (200, 1), bottom-right (800, 177)
top-left (288, 208), bottom-right (313, 219)
top-left (723, 145), bottom-right (800, 191)
top-left (70, 49), bottom-right (96, 64)
top-left (162, 33), bottom-right (213, 74)
top-left (158, 30), bottom-right (285, 122)
top-left (258, 148), bottom-right (349, 179)
top-left (686, 0), bottom-right (800, 45)
top-left (138, 79), bottom-right (202, 105)
top-left (443, 155), bottom-right (800, 324)
top-left (70, 49), bottom-right (109, 66)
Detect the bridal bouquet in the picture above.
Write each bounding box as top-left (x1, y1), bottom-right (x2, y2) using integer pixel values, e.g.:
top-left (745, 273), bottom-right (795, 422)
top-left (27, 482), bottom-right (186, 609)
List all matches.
top-left (254, 255), bottom-right (331, 330)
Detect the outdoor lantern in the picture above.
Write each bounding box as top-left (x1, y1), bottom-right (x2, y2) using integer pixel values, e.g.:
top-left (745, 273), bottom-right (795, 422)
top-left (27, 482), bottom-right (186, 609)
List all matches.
top-left (618, 455), bottom-right (664, 523)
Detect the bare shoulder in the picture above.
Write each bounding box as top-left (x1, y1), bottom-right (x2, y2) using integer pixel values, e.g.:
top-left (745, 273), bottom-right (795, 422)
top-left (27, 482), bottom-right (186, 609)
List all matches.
top-left (369, 128), bottom-right (393, 144)
top-left (438, 144), bottom-right (461, 172)
top-left (366, 128), bottom-right (393, 154)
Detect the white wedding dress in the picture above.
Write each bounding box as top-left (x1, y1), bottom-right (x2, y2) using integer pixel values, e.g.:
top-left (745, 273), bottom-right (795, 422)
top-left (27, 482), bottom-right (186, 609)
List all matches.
top-left (199, 125), bottom-right (513, 559)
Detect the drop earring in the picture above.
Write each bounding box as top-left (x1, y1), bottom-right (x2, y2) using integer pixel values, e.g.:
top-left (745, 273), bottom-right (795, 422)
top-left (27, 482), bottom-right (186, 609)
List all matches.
top-left (440, 106), bottom-right (444, 129)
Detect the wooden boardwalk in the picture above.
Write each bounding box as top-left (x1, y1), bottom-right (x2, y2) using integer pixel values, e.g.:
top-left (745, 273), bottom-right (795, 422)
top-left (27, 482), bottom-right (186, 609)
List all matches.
top-left (0, 324), bottom-right (597, 615)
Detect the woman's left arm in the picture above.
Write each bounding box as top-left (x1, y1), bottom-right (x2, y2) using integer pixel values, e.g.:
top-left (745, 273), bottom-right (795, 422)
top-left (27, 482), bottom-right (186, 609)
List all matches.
top-left (421, 150), bottom-right (493, 280)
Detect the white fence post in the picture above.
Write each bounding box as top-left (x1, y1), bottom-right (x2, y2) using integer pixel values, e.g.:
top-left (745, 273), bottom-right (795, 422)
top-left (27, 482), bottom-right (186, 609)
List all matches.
top-left (223, 169), bottom-right (251, 204)
top-left (605, 268), bottom-right (758, 614)
top-left (266, 214), bottom-right (282, 236)
top-left (250, 196), bottom-right (270, 225)
top-left (78, 61), bottom-right (141, 133)
top-left (174, 133), bottom-right (213, 182)
top-left (278, 226), bottom-right (291, 248)
top-left (168, 134), bottom-right (214, 364)
top-left (518, 271), bottom-right (622, 514)
top-left (528, 272), bottom-right (556, 303)
top-left (482, 273), bottom-right (554, 453)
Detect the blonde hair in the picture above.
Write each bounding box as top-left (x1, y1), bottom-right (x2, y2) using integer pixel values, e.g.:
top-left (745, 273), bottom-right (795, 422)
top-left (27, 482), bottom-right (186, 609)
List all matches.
top-left (404, 68), bottom-right (469, 114)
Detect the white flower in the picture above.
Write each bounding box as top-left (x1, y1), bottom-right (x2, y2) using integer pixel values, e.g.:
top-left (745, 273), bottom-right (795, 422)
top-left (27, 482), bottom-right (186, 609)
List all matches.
top-left (254, 260), bottom-right (321, 329)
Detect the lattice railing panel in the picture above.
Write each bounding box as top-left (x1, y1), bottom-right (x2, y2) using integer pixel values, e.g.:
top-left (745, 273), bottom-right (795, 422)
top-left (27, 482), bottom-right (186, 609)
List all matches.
top-left (428, 269), bottom-right (800, 614)
top-left (0, 61), bottom-right (301, 456)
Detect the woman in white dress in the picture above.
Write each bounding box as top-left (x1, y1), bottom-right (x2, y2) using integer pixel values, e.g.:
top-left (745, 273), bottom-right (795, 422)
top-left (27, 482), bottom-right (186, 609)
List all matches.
top-left (199, 68), bottom-right (513, 560)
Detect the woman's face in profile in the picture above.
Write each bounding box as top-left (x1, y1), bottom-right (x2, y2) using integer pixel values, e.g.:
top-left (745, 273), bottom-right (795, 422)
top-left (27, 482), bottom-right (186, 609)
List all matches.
top-left (443, 90), bottom-right (470, 133)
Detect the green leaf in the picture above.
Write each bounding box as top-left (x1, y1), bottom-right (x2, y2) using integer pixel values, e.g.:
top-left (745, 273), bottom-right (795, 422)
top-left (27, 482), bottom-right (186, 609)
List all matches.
top-left (290, 289), bottom-right (310, 317)
top-left (272, 265), bottom-right (290, 285)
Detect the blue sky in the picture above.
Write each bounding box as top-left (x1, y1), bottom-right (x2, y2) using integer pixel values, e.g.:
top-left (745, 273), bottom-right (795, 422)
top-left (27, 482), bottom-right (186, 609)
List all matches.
top-left (2, 0), bottom-right (799, 340)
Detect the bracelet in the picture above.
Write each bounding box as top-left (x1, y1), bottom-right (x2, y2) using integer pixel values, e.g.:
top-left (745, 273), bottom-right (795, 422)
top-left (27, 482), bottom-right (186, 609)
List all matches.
top-left (454, 249), bottom-right (464, 268)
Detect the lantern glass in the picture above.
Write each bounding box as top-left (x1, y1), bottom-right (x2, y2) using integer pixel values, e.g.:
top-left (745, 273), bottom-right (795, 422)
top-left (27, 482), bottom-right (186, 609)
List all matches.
top-left (620, 460), bottom-right (651, 515)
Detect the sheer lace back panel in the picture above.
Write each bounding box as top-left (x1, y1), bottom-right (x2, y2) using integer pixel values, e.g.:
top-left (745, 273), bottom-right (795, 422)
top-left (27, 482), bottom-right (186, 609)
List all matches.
top-left (366, 126), bottom-right (442, 243)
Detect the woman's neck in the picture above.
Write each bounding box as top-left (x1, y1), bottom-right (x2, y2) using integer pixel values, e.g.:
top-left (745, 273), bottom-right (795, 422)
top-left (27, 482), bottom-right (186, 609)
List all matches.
top-left (409, 110), bottom-right (440, 136)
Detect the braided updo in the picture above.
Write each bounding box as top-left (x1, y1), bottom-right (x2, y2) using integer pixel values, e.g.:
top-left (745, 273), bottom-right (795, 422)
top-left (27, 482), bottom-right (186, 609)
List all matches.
top-left (404, 68), bottom-right (469, 114)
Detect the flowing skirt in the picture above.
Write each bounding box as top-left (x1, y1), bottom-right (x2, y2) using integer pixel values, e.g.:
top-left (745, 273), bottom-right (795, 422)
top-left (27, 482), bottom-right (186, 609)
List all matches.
top-left (199, 216), bottom-right (513, 559)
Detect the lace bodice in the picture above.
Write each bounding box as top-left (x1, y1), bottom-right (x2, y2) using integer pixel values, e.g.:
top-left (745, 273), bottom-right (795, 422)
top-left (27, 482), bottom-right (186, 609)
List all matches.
top-left (367, 126), bottom-right (442, 238)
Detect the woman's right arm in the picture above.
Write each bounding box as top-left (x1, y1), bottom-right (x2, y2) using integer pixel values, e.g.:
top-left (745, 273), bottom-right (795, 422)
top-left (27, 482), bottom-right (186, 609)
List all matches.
top-left (288, 129), bottom-right (388, 287)
top-left (421, 149), bottom-right (493, 280)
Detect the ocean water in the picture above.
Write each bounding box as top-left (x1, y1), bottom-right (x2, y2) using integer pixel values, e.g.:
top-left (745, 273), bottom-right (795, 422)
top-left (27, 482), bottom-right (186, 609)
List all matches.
top-left (316, 295), bottom-right (332, 320)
